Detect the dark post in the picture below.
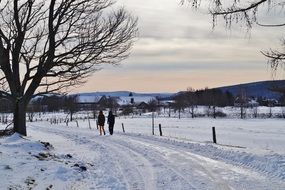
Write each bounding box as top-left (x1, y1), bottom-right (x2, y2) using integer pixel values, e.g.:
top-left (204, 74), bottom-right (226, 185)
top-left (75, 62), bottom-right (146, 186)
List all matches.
top-left (159, 124), bottom-right (162, 136)
top-left (152, 112), bottom-right (154, 135)
top-left (88, 117), bottom-right (91, 129)
top-left (122, 123), bottom-right (125, 133)
top-left (212, 127), bottom-right (217, 144)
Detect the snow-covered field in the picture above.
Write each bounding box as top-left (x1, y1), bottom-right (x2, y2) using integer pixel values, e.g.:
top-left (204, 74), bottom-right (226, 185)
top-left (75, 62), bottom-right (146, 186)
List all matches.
top-left (116, 117), bottom-right (285, 154)
top-left (1, 114), bottom-right (285, 189)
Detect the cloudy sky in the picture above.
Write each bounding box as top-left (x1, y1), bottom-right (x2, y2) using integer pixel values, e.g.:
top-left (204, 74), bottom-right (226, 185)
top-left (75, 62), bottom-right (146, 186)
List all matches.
top-left (74, 0), bottom-right (284, 93)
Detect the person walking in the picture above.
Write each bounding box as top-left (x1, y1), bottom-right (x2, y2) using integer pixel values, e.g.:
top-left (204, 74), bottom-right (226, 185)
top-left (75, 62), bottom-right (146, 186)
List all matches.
top-left (107, 111), bottom-right (115, 135)
top-left (98, 110), bottom-right (106, 135)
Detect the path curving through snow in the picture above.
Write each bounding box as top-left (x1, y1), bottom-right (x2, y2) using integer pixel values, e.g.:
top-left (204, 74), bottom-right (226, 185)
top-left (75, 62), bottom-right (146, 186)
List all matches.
top-left (26, 123), bottom-right (285, 190)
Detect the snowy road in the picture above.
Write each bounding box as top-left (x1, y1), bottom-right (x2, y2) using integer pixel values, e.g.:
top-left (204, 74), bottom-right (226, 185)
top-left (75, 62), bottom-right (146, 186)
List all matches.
top-left (24, 123), bottom-right (285, 190)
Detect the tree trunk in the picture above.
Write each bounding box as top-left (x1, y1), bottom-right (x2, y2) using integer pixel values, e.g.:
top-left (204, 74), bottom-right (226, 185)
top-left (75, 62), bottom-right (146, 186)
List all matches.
top-left (70, 111), bottom-right (73, 121)
top-left (152, 112), bottom-right (154, 135)
top-left (240, 105), bottom-right (244, 119)
top-left (191, 106), bottom-right (194, 118)
top-left (93, 110), bottom-right (96, 120)
top-left (13, 101), bottom-right (27, 136)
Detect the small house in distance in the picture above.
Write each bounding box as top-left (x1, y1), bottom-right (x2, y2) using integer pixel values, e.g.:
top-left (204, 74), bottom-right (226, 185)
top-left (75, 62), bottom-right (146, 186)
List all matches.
top-left (75, 91), bottom-right (166, 113)
top-left (234, 97), bottom-right (259, 107)
top-left (76, 94), bottom-right (102, 110)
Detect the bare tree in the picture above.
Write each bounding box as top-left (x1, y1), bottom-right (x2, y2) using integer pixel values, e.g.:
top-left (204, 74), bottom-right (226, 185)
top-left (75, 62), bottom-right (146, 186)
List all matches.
top-left (236, 88), bottom-right (247, 119)
top-left (64, 95), bottom-right (78, 121)
top-left (107, 97), bottom-right (119, 112)
top-left (147, 99), bottom-right (159, 112)
top-left (182, 0), bottom-right (285, 72)
top-left (91, 97), bottom-right (98, 120)
top-left (253, 106), bottom-right (258, 118)
top-left (0, 0), bottom-right (137, 135)
top-left (173, 93), bottom-right (187, 119)
top-left (27, 103), bottom-right (36, 122)
top-left (186, 87), bottom-right (197, 118)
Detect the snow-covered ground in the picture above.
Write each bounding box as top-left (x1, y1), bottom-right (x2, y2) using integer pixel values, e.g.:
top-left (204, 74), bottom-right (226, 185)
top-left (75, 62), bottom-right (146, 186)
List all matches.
top-left (1, 115), bottom-right (285, 189)
top-left (115, 117), bottom-right (285, 154)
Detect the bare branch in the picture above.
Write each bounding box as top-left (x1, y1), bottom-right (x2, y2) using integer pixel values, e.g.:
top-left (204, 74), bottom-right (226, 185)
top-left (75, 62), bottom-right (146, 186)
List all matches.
top-left (210, 0), bottom-right (268, 15)
top-left (0, 0), bottom-right (137, 105)
top-left (183, 0), bottom-right (285, 77)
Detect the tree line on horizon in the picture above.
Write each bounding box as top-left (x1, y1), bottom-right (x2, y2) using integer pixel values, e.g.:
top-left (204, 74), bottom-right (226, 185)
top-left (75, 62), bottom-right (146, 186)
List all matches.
top-left (0, 87), bottom-right (283, 122)
top-left (0, 0), bottom-right (284, 136)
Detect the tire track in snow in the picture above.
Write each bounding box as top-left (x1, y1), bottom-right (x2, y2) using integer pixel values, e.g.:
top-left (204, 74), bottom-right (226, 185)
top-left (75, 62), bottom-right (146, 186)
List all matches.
top-left (67, 131), bottom-right (199, 189)
top-left (73, 133), bottom-right (197, 189)
top-left (87, 138), bottom-right (145, 190)
top-left (30, 124), bottom-right (285, 190)
top-left (120, 133), bottom-right (285, 190)
top-left (108, 136), bottom-right (232, 190)
top-left (125, 133), bottom-right (285, 181)
top-left (30, 126), bottom-right (239, 189)
top-left (29, 125), bottom-right (131, 189)
top-left (96, 138), bottom-right (157, 190)
top-left (33, 126), bottom-right (197, 189)
top-left (31, 126), bottom-right (153, 190)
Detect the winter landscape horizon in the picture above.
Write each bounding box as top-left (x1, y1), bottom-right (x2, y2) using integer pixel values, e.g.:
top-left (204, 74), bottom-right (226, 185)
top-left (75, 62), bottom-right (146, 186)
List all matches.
top-left (1, 105), bottom-right (285, 189)
top-left (0, 0), bottom-right (285, 189)
top-left (1, 81), bottom-right (285, 189)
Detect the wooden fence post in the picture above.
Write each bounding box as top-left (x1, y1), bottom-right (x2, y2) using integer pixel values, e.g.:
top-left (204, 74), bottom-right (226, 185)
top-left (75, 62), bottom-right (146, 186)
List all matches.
top-left (152, 112), bottom-right (154, 135)
top-left (88, 117), bottom-right (91, 129)
top-left (159, 124), bottom-right (162, 136)
top-left (122, 123), bottom-right (125, 133)
top-left (212, 127), bottom-right (217, 144)
top-left (76, 120), bottom-right (79, 128)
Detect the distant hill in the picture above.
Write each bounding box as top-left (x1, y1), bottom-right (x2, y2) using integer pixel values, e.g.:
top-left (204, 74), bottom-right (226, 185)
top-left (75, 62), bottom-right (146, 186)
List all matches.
top-left (73, 80), bottom-right (285, 102)
top-left (76, 91), bottom-right (174, 98)
top-left (74, 91), bottom-right (175, 103)
top-left (216, 80), bottom-right (285, 99)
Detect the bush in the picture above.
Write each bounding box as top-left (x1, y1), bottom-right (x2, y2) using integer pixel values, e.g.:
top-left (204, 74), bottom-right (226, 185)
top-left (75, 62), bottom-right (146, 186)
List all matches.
top-left (215, 111), bottom-right (227, 118)
top-left (121, 106), bottom-right (133, 116)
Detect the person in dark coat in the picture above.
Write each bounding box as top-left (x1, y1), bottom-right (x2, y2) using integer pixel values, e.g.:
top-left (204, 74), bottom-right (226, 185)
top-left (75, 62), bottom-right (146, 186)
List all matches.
top-left (107, 111), bottom-right (115, 135)
top-left (98, 110), bottom-right (106, 135)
